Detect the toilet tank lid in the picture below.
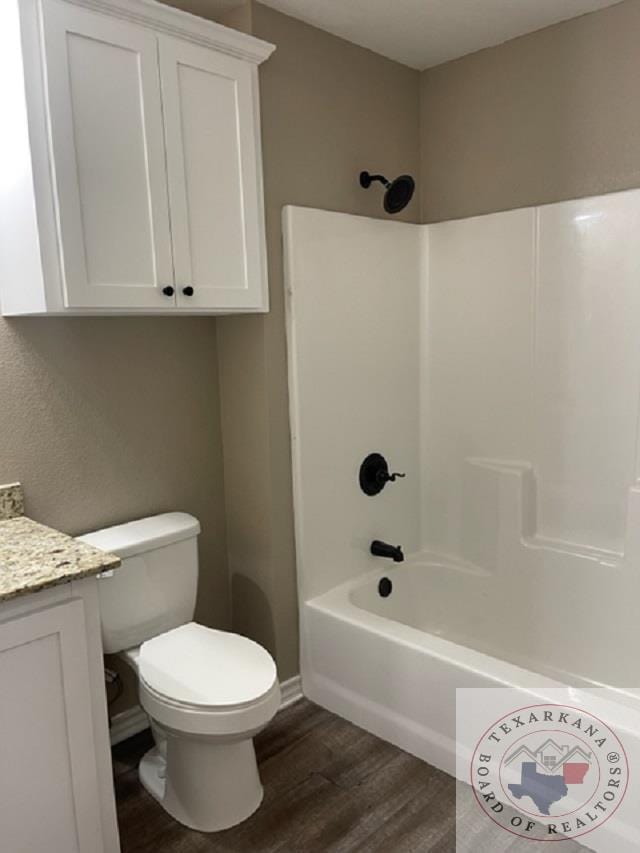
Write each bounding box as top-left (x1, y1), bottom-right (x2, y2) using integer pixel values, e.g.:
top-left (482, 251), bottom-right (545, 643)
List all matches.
top-left (77, 512), bottom-right (200, 558)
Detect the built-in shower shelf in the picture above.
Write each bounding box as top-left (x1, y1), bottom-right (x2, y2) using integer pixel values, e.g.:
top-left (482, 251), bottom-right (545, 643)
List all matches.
top-left (462, 456), bottom-right (630, 573)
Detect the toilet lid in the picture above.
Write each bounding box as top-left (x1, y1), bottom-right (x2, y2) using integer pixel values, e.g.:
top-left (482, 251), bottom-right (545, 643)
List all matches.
top-left (138, 622), bottom-right (277, 708)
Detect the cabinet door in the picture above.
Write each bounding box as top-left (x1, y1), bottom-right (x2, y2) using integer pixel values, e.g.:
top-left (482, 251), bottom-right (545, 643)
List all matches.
top-left (41, 1), bottom-right (175, 309)
top-left (159, 37), bottom-right (268, 311)
top-left (0, 600), bottom-right (106, 853)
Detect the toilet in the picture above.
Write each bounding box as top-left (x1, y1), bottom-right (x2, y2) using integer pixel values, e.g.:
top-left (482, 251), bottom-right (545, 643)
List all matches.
top-left (79, 512), bottom-right (280, 833)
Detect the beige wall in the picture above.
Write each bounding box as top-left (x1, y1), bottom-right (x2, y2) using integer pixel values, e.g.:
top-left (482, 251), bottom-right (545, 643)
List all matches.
top-left (162, 0), bottom-right (252, 29)
top-left (0, 317), bottom-right (228, 712)
top-left (217, 2), bottom-right (420, 679)
top-left (420, 0), bottom-right (640, 222)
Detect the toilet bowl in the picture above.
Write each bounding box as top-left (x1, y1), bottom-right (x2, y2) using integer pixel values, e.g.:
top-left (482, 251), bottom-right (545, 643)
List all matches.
top-left (78, 513), bottom-right (280, 832)
top-left (123, 622), bottom-right (280, 831)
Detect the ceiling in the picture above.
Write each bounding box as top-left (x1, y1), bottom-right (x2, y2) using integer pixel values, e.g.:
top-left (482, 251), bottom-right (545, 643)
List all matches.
top-left (258, 0), bottom-right (622, 69)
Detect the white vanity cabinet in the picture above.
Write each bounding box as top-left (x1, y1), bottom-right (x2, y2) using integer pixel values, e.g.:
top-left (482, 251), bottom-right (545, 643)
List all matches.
top-left (0, 0), bottom-right (274, 315)
top-left (0, 579), bottom-right (120, 852)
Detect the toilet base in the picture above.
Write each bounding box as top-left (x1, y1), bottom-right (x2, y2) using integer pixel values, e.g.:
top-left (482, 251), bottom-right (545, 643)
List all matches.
top-left (139, 747), bottom-right (166, 803)
top-left (139, 732), bottom-right (264, 833)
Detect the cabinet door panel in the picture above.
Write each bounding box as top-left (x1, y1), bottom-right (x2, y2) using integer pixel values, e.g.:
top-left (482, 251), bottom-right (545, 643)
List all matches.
top-left (0, 600), bottom-right (104, 852)
top-left (41, 1), bottom-right (174, 308)
top-left (160, 38), bottom-right (268, 311)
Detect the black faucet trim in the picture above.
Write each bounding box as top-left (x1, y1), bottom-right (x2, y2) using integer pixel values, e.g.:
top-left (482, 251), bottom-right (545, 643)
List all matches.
top-left (370, 540), bottom-right (404, 563)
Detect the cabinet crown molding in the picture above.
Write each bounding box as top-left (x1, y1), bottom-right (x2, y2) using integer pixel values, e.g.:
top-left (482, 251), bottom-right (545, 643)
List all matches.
top-left (58, 0), bottom-right (276, 64)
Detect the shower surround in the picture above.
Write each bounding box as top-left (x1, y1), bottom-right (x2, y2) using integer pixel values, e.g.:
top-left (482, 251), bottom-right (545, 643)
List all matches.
top-left (284, 194), bottom-right (640, 850)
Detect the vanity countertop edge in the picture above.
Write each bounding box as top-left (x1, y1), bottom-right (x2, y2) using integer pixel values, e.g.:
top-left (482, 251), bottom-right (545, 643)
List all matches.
top-left (0, 483), bottom-right (120, 602)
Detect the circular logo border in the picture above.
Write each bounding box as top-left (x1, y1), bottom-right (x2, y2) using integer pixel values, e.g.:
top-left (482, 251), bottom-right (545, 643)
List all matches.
top-left (469, 702), bottom-right (630, 843)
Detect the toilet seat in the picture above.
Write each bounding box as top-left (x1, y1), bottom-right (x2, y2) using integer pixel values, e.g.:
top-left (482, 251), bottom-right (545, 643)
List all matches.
top-left (136, 622), bottom-right (280, 737)
top-left (139, 677), bottom-right (281, 737)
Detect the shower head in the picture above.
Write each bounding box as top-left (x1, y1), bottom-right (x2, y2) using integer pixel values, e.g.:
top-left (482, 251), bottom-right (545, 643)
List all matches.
top-left (359, 171), bottom-right (415, 215)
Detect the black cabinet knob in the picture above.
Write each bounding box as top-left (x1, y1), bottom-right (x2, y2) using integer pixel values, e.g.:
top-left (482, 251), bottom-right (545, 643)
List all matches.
top-left (182, 286), bottom-right (194, 297)
top-left (162, 286), bottom-right (175, 297)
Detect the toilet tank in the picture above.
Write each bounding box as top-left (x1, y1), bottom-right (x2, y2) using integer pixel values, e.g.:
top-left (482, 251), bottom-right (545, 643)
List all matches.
top-left (78, 513), bottom-right (201, 654)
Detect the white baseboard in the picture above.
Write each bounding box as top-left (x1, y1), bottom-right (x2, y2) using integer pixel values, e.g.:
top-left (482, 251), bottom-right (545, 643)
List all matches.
top-left (110, 674), bottom-right (304, 746)
top-left (110, 705), bottom-right (149, 746)
top-left (279, 674), bottom-right (303, 709)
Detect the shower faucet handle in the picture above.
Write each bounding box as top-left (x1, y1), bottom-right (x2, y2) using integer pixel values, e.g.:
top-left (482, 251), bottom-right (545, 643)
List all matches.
top-left (382, 470), bottom-right (406, 485)
top-left (359, 453), bottom-right (407, 496)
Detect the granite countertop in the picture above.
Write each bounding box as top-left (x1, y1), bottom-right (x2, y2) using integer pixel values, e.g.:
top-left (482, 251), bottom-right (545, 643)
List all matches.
top-left (0, 484), bottom-right (120, 602)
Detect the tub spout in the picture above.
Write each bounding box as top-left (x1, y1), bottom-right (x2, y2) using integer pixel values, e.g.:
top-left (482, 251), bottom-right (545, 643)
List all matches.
top-left (370, 540), bottom-right (404, 563)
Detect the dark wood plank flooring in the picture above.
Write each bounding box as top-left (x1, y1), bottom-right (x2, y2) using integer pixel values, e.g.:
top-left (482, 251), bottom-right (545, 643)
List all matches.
top-left (113, 699), bottom-right (592, 853)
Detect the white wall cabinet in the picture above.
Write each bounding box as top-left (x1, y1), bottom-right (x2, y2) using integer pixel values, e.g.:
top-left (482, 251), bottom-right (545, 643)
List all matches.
top-left (0, 0), bottom-right (274, 315)
top-left (42, 2), bottom-right (174, 311)
top-left (0, 580), bottom-right (120, 852)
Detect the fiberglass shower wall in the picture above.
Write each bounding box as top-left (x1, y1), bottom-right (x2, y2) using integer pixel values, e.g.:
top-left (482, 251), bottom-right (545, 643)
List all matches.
top-left (286, 192), bottom-right (640, 684)
top-left (422, 190), bottom-right (640, 564)
top-left (284, 206), bottom-right (422, 601)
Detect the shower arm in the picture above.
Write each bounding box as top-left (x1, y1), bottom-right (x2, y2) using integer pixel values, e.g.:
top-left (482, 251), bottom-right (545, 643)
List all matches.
top-left (366, 174), bottom-right (390, 188)
top-left (359, 171), bottom-right (391, 189)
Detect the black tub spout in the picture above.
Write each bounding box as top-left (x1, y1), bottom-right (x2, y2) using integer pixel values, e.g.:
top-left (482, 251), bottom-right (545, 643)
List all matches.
top-left (370, 540), bottom-right (404, 563)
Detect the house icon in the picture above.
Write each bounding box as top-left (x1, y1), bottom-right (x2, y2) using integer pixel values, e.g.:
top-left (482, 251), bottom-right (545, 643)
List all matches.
top-left (505, 739), bottom-right (592, 775)
top-left (536, 739), bottom-right (569, 770)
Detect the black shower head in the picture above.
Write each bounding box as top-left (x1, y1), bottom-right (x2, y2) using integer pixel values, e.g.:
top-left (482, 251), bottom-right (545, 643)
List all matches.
top-left (359, 171), bottom-right (415, 215)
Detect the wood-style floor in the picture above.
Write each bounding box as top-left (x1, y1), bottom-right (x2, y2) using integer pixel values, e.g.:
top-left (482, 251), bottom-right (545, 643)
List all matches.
top-left (113, 699), bottom-right (591, 853)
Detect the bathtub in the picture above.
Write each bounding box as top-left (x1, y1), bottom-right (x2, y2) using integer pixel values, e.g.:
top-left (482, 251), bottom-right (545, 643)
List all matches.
top-left (301, 554), bottom-right (640, 778)
top-left (285, 204), bottom-right (640, 850)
